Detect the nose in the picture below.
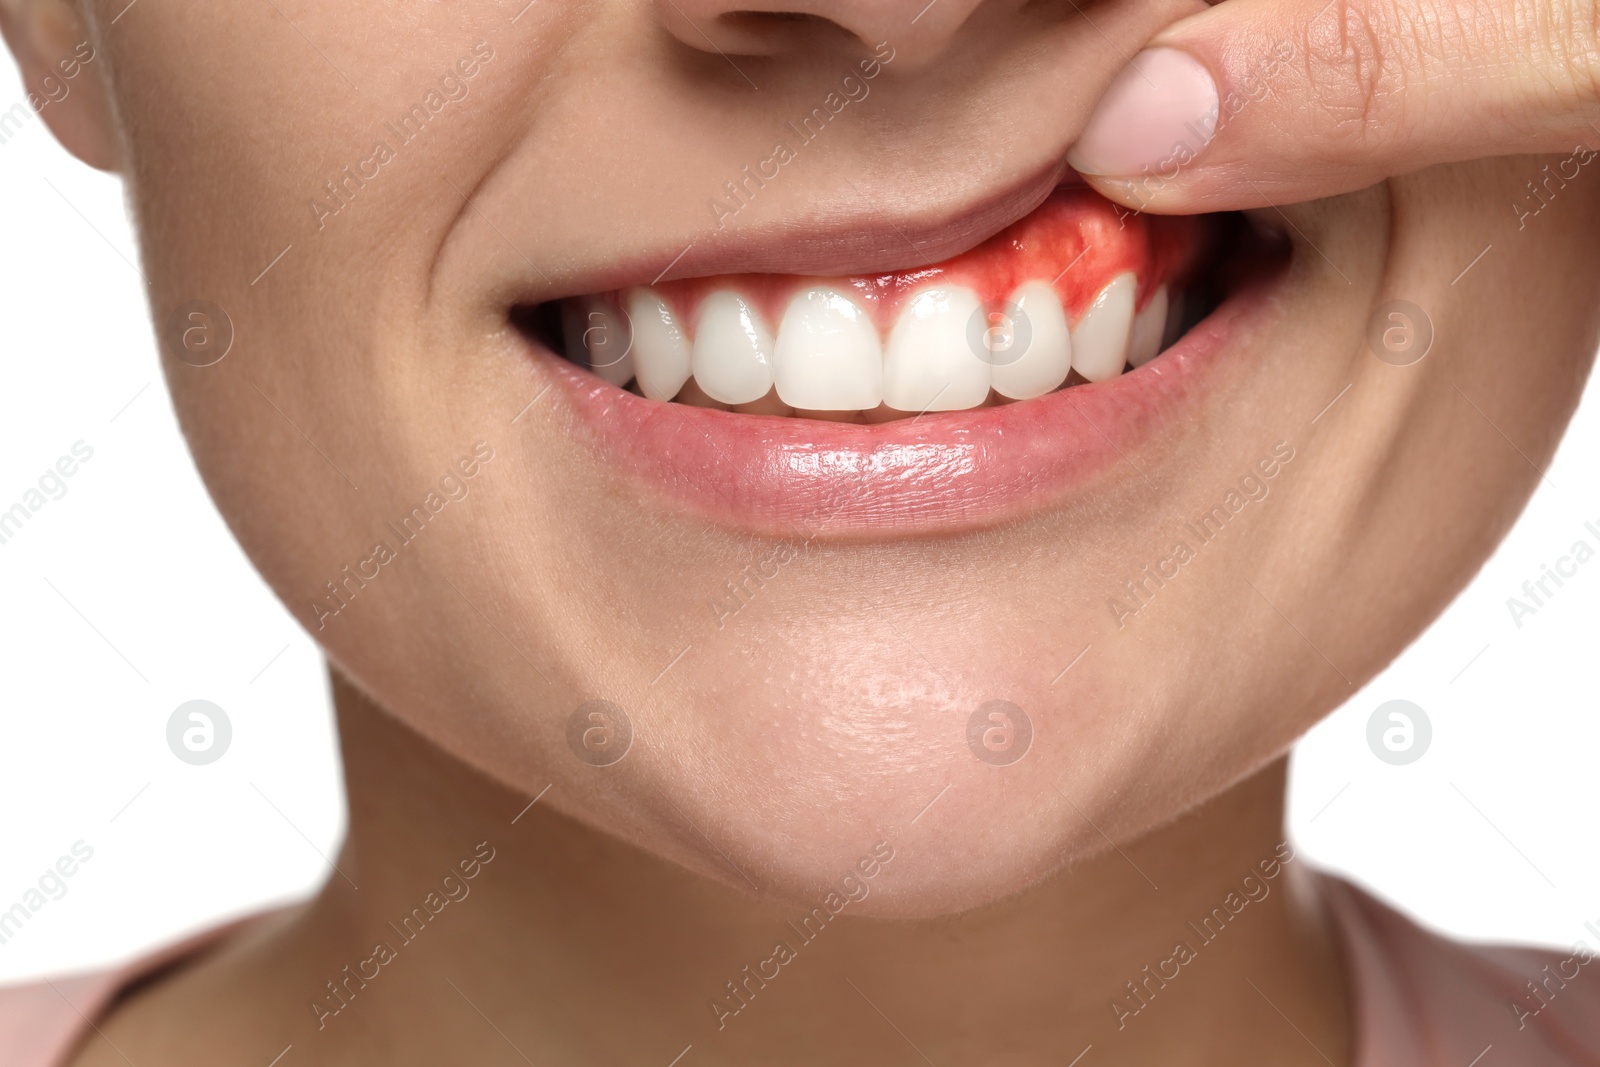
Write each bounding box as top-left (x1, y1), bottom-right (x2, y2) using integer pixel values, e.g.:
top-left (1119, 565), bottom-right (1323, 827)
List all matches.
top-left (655, 0), bottom-right (997, 69)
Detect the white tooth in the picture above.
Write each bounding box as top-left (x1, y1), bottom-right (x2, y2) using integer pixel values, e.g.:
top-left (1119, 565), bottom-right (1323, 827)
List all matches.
top-left (1070, 271), bottom-right (1136, 382)
top-left (1127, 286), bottom-right (1168, 369)
top-left (773, 287), bottom-right (882, 411)
top-left (625, 288), bottom-right (692, 401)
top-left (882, 286), bottom-right (989, 412)
top-left (568, 298), bottom-right (635, 387)
top-left (691, 291), bottom-right (774, 405)
top-left (990, 282), bottom-right (1071, 400)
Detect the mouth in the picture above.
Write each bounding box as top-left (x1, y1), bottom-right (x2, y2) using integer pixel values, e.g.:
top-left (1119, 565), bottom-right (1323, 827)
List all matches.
top-left (509, 185), bottom-right (1288, 536)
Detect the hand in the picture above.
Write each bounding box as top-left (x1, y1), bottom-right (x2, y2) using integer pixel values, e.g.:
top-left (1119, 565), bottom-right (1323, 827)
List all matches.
top-left (1065, 0), bottom-right (1600, 216)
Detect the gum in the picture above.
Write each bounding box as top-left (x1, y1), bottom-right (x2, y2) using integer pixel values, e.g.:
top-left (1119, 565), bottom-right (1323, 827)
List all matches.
top-left (602, 187), bottom-right (1205, 332)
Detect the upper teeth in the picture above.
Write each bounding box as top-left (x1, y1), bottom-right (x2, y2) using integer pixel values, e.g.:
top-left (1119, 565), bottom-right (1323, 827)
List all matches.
top-left (773, 287), bottom-right (883, 411)
top-left (1127, 286), bottom-right (1168, 370)
top-left (565, 272), bottom-right (1172, 414)
top-left (992, 280), bottom-right (1070, 401)
top-left (626, 288), bottom-right (693, 402)
top-left (883, 286), bottom-right (988, 411)
top-left (1069, 272), bottom-right (1136, 383)
top-left (692, 291), bottom-right (775, 405)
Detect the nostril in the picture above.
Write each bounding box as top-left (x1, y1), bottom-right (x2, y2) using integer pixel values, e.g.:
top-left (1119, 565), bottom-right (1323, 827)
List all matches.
top-left (685, 9), bottom-right (855, 56)
top-left (725, 10), bottom-right (829, 27)
top-left (721, 10), bottom-right (841, 33)
top-left (657, 0), bottom-right (984, 67)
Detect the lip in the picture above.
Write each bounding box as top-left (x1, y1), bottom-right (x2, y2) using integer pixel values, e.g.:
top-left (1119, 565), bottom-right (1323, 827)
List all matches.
top-left (522, 271), bottom-right (1274, 537)
top-left (513, 161), bottom-right (1077, 303)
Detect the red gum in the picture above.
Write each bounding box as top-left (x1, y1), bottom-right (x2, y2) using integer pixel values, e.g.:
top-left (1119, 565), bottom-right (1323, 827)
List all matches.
top-left (608, 187), bottom-right (1203, 332)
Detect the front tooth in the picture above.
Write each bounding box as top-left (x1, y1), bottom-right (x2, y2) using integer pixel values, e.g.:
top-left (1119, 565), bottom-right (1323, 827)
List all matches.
top-left (773, 287), bottom-right (882, 411)
top-left (1127, 286), bottom-right (1168, 369)
top-left (691, 291), bottom-right (774, 405)
top-left (990, 282), bottom-right (1071, 400)
top-left (1070, 271), bottom-right (1136, 382)
top-left (882, 286), bottom-right (989, 412)
top-left (625, 288), bottom-right (692, 401)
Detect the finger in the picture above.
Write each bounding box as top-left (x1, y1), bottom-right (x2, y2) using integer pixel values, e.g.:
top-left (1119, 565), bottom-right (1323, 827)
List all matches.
top-left (1064, 0), bottom-right (1600, 213)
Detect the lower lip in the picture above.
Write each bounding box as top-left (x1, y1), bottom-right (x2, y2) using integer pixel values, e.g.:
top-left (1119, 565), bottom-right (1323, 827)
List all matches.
top-left (530, 281), bottom-right (1268, 538)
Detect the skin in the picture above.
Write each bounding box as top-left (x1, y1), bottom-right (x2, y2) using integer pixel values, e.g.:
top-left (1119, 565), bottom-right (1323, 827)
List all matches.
top-left (2, 0), bottom-right (1597, 1063)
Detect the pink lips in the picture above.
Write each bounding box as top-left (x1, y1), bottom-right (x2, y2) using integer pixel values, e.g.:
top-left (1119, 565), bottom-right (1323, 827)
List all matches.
top-left (537, 287), bottom-right (1257, 536)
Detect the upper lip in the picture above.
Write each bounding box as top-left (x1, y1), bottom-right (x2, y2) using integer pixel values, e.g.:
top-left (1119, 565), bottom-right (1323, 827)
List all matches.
top-left (517, 158), bottom-right (1080, 305)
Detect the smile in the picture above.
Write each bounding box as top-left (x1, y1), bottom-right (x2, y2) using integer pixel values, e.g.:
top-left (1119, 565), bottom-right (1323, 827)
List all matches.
top-left (511, 184), bottom-right (1287, 535)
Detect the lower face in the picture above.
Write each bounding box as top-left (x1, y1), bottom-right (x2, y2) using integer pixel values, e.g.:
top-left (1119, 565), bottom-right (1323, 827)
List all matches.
top-left (104, 1), bottom-right (1599, 915)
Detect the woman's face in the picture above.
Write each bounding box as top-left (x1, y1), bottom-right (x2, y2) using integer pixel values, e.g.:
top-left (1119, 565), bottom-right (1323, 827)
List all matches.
top-left (51, 0), bottom-right (1600, 914)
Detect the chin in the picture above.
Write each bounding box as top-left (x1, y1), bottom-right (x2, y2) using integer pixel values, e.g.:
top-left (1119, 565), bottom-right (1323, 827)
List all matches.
top-left (412, 603), bottom-right (1304, 920)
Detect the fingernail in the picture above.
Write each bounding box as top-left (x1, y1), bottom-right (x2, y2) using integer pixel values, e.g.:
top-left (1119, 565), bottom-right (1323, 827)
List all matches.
top-left (1067, 47), bottom-right (1219, 178)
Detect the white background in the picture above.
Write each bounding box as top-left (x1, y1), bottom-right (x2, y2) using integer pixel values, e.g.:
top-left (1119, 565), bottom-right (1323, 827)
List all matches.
top-left (2, 52), bottom-right (1597, 984)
